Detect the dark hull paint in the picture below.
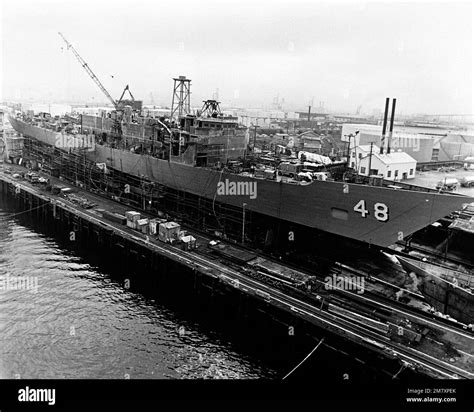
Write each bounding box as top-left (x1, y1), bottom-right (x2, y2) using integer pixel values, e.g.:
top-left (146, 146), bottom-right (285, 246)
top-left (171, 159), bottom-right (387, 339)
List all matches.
top-left (10, 117), bottom-right (472, 248)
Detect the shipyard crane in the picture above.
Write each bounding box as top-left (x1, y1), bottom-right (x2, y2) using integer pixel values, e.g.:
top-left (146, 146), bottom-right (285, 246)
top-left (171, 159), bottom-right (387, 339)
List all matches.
top-left (58, 32), bottom-right (118, 109)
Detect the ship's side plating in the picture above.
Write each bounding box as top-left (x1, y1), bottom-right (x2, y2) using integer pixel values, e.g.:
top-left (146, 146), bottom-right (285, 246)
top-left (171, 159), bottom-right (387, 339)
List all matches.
top-left (9, 116), bottom-right (471, 248)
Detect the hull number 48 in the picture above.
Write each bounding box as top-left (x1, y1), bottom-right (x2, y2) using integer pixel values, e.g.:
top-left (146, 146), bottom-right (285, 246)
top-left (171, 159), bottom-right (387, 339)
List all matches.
top-left (353, 200), bottom-right (389, 222)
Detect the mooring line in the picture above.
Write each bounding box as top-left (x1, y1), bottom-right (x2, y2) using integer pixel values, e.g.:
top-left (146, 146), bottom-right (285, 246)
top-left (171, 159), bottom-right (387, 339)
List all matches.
top-left (392, 363), bottom-right (406, 379)
top-left (0, 203), bottom-right (48, 220)
top-left (282, 337), bottom-right (325, 380)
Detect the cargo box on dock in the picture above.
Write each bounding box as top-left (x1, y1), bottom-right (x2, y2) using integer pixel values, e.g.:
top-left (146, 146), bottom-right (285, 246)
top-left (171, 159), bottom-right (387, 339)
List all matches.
top-left (102, 210), bottom-right (127, 225)
top-left (136, 218), bottom-right (149, 234)
top-left (158, 222), bottom-right (180, 243)
top-left (125, 211), bottom-right (141, 222)
top-left (148, 218), bottom-right (161, 235)
top-left (181, 235), bottom-right (196, 251)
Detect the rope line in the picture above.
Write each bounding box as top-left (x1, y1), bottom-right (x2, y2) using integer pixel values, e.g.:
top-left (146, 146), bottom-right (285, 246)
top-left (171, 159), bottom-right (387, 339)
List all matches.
top-left (0, 202), bottom-right (48, 220)
top-left (392, 363), bottom-right (406, 379)
top-left (282, 337), bottom-right (325, 380)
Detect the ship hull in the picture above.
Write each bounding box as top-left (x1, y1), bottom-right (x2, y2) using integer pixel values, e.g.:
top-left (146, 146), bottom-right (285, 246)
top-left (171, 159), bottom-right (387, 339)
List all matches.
top-left (10, 116), bottom-right (472, 248)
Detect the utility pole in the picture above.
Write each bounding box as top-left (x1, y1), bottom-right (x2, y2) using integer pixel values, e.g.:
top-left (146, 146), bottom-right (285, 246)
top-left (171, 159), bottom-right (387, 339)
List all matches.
top-left (345, 131), bottom-right (359, 168)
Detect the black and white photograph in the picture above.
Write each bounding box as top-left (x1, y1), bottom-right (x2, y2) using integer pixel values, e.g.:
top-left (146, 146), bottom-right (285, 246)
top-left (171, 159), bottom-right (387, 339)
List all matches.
top-left (0, 0), bottom-right (473, 407)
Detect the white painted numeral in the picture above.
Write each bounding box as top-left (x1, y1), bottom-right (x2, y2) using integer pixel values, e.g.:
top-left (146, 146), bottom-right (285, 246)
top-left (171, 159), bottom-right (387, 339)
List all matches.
top-left (374, 202), bottom-right (389, 222)
top-left (353, 201), bottom-right (389, 222)
top-left (354, 200), bottom-right (369, 218)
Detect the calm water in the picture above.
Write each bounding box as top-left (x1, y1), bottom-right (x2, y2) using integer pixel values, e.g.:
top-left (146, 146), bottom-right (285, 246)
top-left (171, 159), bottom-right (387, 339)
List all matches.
top-left (0, 200), bottom-right (278, 379)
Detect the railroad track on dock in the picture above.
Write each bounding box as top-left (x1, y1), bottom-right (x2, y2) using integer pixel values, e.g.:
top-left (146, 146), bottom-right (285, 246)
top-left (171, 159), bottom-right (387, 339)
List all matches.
top-left (326, 261), bottom-right (474, 334)
top-left (202, 260), bottom-right (473, 379)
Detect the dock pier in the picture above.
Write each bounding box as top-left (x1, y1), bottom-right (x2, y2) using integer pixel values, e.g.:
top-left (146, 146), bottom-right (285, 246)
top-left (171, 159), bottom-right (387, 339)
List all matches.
top-left (1, 166), bottom-right (472, 381)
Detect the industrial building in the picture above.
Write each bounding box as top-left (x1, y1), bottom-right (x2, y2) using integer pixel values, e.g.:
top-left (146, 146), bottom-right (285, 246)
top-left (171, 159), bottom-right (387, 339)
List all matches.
top-left (350, 144), bottom-right (417, 180)
top-left (342, 123), bottom-right (474, 163)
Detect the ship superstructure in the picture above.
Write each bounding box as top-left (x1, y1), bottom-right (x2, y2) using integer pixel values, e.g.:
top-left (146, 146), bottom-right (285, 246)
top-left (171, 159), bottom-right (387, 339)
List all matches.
top-left (7, 34), bottom-right (473, 250)
top-left (9, 110), bottom-right (471, 250)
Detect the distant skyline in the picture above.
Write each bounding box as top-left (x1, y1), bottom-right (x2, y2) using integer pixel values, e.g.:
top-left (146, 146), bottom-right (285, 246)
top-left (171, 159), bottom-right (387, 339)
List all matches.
top-left (1, 0), bottom-right (473, 114)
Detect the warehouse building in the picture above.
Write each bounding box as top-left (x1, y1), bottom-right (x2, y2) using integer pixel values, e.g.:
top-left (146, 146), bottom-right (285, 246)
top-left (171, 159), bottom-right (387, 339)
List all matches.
top-left (341, 123), bottom-right (474, 163)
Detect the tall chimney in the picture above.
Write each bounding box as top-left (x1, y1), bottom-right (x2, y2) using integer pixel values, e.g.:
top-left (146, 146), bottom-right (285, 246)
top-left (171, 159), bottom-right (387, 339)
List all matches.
top-left (387, 98), bottom-right (396, 154)
top-left (380, 97), bottom-right (389, 154)
top-left (308, 105), bottom-right (311, 121)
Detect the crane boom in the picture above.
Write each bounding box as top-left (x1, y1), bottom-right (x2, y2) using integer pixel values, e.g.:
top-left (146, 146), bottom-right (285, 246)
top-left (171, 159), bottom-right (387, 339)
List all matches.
top-left (117, 85), bottom-right (135, 106)
top-left (58, 32), bottom-right (117, 109)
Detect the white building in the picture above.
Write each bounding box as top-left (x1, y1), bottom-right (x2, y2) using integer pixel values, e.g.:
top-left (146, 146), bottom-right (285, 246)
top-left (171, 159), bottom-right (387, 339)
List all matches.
top-left (350, 145), bottom-right (417, 180)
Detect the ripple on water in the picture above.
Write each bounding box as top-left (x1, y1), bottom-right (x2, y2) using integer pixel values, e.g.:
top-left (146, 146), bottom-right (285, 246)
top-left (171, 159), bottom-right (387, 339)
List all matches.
top-left (0, 205), bottom-right (277, 379)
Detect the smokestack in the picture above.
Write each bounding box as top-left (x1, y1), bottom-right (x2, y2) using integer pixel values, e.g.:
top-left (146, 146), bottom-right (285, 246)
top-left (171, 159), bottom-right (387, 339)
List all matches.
top-left (308, 105), bottom-right (311, 121)
top-left (387, 98), bottom-right (396, 154)
top-left (380, 97), bottom-right (389, 154)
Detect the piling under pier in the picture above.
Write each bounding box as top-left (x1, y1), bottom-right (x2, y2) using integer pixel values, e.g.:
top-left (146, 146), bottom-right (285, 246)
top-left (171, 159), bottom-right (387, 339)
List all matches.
top-left (1, 170), bottom-right (468, 381)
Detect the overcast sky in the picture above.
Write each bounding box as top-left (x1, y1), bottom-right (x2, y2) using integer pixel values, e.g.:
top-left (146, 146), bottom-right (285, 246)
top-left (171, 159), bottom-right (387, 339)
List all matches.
top-left (1, 0), bottom-right (472, 114)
